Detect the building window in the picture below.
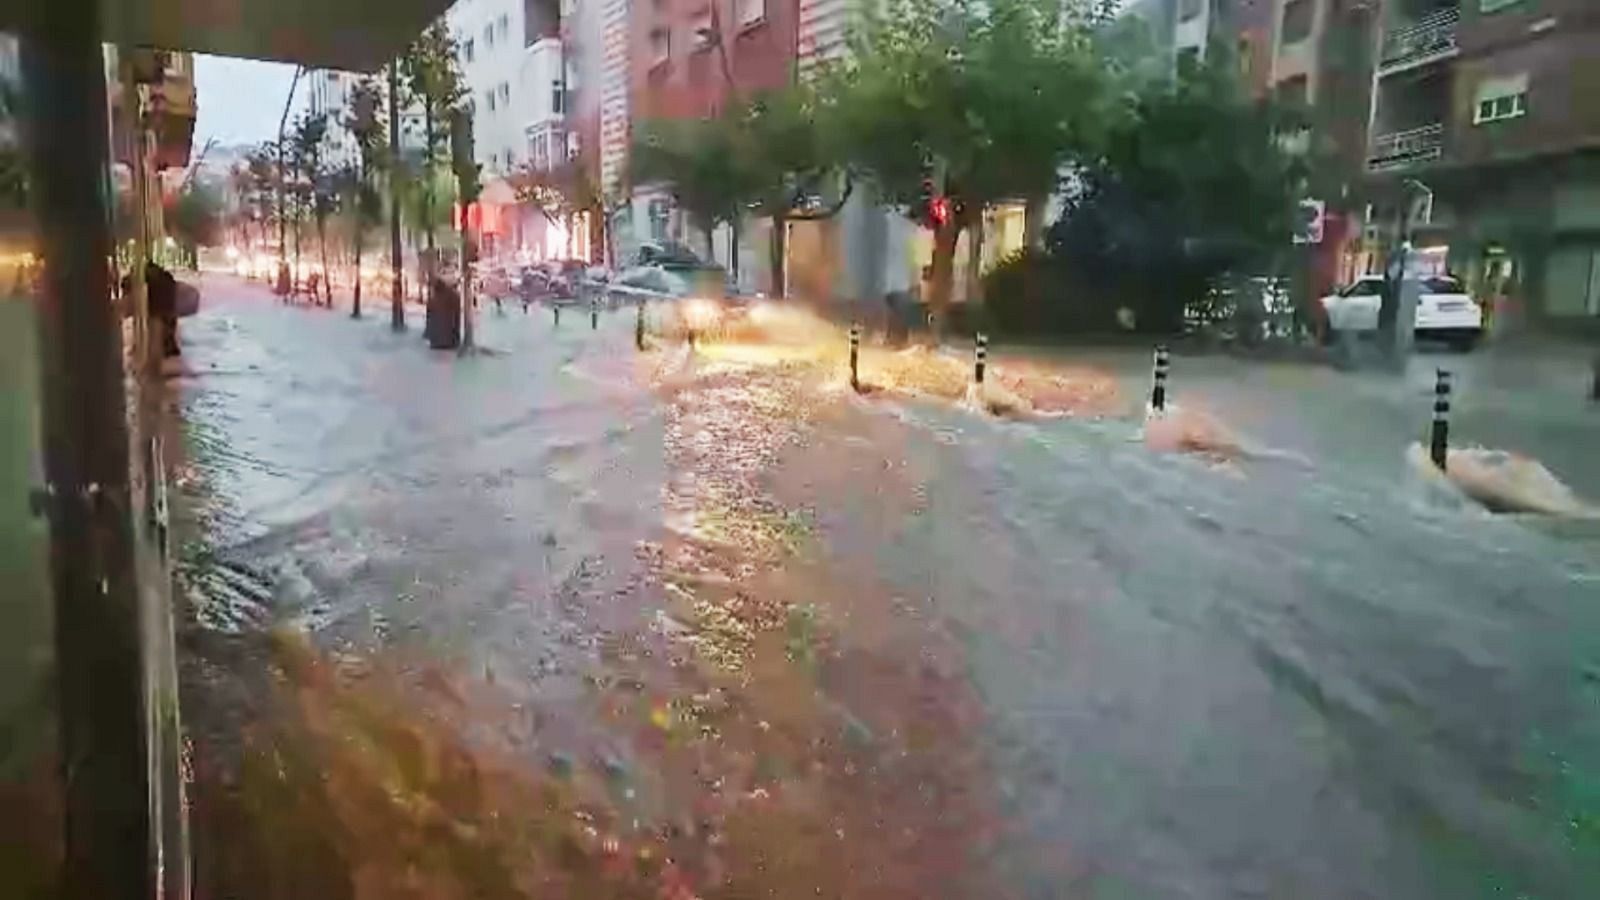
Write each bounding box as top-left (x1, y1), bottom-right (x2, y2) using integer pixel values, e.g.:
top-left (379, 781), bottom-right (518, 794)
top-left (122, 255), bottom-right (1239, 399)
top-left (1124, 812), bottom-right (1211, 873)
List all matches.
top-left (486, 89), bottom-right (496, 112)
top-left (738, 0), bottom-right (766, 28)
top-left (648, 197), bottom-right (671, 242)
top-left (551, 80), bottom-right (565, 114)
top-left (499, 82), bottom-right (510, 104)
top-left (498, 14), bottom-right (509, 41)
top-left (532, 130), bottom-right (549, 170)
top-left (1474, 74), bottom-right (1528, 124)
top-left (462, 38), bottom-right (475, 63)
top-left (1281, 0), bottom-right (1313, 47)
top-left (484, 23), bottom-right (495, 48)
top-left (649, 27), bottom-right (671, 67)
top-left (1179, 0), bottom-right (1203, 22)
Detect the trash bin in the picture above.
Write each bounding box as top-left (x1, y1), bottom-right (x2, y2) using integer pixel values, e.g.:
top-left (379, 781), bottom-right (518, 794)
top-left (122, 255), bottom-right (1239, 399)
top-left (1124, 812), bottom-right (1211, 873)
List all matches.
top-left (425, 277), bottom-right (461, 349)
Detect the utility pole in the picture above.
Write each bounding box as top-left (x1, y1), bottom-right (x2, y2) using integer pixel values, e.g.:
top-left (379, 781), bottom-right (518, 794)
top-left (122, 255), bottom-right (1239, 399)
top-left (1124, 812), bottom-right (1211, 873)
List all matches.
top-left (389, 60), bottom-right (405, 330)
top-left (276, 65), bottom-right (304, 295)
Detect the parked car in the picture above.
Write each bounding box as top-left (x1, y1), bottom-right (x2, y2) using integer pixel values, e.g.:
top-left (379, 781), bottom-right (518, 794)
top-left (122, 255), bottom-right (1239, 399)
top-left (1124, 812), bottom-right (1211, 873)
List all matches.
top-left (1318, 274), bottom-right (1483, 350)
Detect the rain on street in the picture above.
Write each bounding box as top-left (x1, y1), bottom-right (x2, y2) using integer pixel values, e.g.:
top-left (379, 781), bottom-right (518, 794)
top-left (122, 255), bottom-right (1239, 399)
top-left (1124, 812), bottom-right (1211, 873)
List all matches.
top-left (168, 276), bottom-right (1600, 899)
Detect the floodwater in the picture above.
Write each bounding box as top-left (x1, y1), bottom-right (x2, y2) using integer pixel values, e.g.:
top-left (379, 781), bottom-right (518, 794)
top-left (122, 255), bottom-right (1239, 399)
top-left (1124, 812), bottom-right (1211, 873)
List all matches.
top-left (171, 278), bottom-right (1600, 899)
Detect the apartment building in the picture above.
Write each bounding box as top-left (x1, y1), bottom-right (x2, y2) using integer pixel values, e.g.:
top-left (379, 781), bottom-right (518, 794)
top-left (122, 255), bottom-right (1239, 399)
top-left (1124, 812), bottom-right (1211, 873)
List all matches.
top-left (1366, 0), bottom-right (1600, 326)
top-left (445, 0), bottom-right (565, 178)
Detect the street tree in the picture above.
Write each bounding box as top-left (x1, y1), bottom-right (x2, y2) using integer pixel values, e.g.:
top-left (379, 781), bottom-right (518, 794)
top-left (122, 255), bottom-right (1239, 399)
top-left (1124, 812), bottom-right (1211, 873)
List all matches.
top-left (509, 156), bottom-right (611, 263)
top-left (725, 84), bottom-right (851, 298)
top-left (630, 115), bottom-right (749, 262)
top-left (289, 111), bottom-right (335, 305)
top-left (823, 0), bottom-right (1108, 331)
top-left (1048, 50), bottom-right (1309, 332)
top-left (167, 179), bottom-right (223, 269)
top-left (344, 77), bottom-right (388, 319)
top-left (399, 21), bottom-right (467, 257)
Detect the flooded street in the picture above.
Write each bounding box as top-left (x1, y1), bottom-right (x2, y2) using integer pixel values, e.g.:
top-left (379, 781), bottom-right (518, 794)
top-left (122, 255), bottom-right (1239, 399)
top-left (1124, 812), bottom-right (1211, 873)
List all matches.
top-left (171, 277), bottom-right (1600, 899)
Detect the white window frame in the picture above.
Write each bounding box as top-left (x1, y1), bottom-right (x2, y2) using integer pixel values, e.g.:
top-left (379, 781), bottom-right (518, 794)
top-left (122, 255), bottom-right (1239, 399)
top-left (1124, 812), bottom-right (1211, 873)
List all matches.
top-left (738, 0), bottom-right (767, 29)
top-left (1474, 74), bottom-right (1528, 124)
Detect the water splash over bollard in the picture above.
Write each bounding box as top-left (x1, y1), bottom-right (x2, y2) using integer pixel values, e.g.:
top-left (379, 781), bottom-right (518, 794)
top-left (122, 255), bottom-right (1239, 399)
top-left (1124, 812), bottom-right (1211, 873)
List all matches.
top-left (1150, 345), bottom-right (1170, 412)
top-left (1431, 368), bottom-right (1452, 471)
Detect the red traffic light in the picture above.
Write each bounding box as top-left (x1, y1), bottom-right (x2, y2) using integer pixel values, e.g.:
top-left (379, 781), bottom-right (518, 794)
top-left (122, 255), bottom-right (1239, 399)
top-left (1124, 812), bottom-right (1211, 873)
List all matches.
top-left (930, 195), bottom-right (951, 227)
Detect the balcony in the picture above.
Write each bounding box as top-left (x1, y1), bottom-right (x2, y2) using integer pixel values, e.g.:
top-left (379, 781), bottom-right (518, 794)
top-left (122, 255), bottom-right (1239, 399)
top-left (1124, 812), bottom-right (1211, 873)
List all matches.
top-left (1378, 6), bottom-right (1460, 75)
top-left (1367, 123), bottom-right (1444, 172)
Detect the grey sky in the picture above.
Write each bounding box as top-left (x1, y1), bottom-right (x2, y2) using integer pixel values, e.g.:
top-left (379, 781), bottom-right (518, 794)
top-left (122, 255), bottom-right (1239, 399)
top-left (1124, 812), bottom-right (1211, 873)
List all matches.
top-left (193, 54), bottom-right (300, 148)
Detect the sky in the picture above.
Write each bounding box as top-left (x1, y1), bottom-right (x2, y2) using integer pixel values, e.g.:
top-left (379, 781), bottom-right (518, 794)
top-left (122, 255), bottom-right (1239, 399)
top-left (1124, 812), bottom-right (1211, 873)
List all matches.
top-left (192, 54), bottom-right (302, 149)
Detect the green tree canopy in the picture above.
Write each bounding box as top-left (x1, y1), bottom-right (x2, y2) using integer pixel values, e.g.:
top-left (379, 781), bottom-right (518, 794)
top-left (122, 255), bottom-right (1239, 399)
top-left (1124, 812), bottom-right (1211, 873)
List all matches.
top-left (1048, 49), bottom-right (1311, 330)
top-left (820, 0), bottom-right (1110, 321)
top-left (630, 115), bottom-right (749, 258)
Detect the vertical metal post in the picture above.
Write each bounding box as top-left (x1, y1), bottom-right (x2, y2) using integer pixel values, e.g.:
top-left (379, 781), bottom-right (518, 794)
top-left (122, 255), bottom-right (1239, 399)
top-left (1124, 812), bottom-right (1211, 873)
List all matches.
top-left (1151, 345), bottom-right (1170, 412)
top-left (388, 61), bottom-right (405, 330)
top-left (974, 332), bottom-right (988, 385)
top-left (849, 323), bottom-right (861, 392)
top-left (590, 296), bottom-right (598, 330)
top-left (636, 299), bottom-right (646, 350)
top-left (1431, 368), bottom-right (1451, 470)
top-left (554, 303), bottom-right (560, 326)
top-left (20, 13), bottom-right (154, 898)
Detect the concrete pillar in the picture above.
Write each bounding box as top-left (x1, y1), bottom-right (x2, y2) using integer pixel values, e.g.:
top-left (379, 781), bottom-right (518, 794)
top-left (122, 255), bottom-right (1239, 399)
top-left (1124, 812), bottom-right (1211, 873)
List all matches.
top-left (18, 5), bottom-right (156, 896)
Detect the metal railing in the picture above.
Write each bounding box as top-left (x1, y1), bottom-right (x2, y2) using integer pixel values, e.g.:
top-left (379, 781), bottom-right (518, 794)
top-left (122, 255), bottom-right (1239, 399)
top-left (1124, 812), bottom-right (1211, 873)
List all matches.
top-left (1379, 6), bottom-right (1460, 71)
top-left (1367, 122), bottom-right (1444, 172)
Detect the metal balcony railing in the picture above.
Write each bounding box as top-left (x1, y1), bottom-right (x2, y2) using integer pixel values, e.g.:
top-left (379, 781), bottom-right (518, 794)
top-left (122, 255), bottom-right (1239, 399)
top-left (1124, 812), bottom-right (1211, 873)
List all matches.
top-left (1367, 122), bottom-right (1444, 172)
top-left (1380, 6), bottom-right (1460, 72)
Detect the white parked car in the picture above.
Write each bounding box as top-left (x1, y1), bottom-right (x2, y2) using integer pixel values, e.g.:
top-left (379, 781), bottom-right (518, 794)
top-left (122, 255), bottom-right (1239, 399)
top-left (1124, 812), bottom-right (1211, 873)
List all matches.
top-left (1319, 274), bottom-right (1483, 350)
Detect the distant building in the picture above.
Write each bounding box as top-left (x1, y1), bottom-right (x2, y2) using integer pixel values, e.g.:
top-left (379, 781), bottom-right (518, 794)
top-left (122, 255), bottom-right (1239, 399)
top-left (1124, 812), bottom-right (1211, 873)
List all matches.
top-left (1365, 0), bottom-right (1600, 328)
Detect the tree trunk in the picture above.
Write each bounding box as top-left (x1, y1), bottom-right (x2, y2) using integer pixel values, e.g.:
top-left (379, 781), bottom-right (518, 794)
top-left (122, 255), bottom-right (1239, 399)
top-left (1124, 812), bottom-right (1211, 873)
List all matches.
top-left (925, 218), bottom-right (962, 341)
top-left (460, 219), bottom-right (475, 353)
top-left (389, 61), bottom-right (404, 331)
top-left (424, 107), bottom-right (436, 252)
top-left (317, 214), bottom-right (332, 306)
top-left (352, 223), bottom-right (363, 318)
top-left (967, 214), bottom-right (984, 308)
top-left (769, 213), bottom-right (787, 298)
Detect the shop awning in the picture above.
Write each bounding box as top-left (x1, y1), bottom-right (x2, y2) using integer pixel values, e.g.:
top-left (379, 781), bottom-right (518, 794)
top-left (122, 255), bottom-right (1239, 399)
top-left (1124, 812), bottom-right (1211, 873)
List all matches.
top-left (0, 0), bottom-right (455, 71)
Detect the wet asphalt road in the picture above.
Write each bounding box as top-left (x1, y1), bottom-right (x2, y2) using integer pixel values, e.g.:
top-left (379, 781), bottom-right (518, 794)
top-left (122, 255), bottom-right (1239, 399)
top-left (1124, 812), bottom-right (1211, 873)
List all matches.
top-left (171, 277), bottom-right (1600, 899)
